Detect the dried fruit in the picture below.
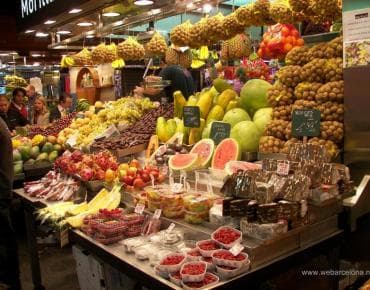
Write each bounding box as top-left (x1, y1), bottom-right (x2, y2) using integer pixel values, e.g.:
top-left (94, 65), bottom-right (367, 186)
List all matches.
top-left (72, 48), bottom-right (93, 66)
top-left (223, 13), bottom-right (246, 39)
top-left (294, 82), bottom-right (322, 101)
top-left (289, 0), bottom-right (309, 12)
top-left (307, 43), bottom-right (330, 61)
top-left (267, 82), bottom-right (296, 107)
top-left (317, 101), bottom-right (344, 122)
top-left (264, 119), bottom-right (290, 140)
top-left (170, 20), bottom-right (192, 47)
top-left (292, 99), bottom-right (317, 111)
top-left (324, 57), bottom-right (343, 82)
top-left (326, 36), bottom-right (343, 58)
top-left (320, 121), bottom-right (344, 144)
top-left (277, 65), bottom-right (302, 88)
top-left (316, 81), bottom-right (344, 103)
top-left (308, 137), bottom-right (339, 158)
top-left (272, 105), bottom-right (292, 120)
top-left (252, 0), bottom-right (275, 26)
top-left (165, 47), bottom-right (179, 65)
top-left (285, 46), bottom-right (310, 66)
top-left (235, 5), bottom-right (254, 26)
top-left (178, 50), bottom-right (192, 68)
top-left (146, 32), bottom-right (167, 57)
top-left (270, 0), bottom-right (294, 24)
top-left (259, 136), bottom-right (285, 153)
top-left (204, 13), bottom-right (226, 42)
top-left (300, 58), bottom-right (326, 83)
top-left (91, 43), bottom-right (117, 64)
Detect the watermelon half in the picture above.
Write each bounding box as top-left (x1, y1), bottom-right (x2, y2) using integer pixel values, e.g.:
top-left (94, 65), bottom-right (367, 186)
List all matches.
top-left (225, 161), bottom-right (262, 175)
top-left (190, 139), bottom-right (215, 168)
top-left (169, 153), bottom-right (199, 171)
top-left (211, 138), bottom-right (240, 170)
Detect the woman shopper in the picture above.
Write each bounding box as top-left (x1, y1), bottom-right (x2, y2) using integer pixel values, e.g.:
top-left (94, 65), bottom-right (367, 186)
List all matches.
top-left (32, 96), bottom-right (50, 126)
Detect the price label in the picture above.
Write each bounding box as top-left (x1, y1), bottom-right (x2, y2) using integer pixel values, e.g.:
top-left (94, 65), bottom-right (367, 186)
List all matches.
top-left (135, 204), bottom-right (145, 214)
top-left (183, 106), bottom-right (200, 128)
top-left (210, 121), bottom-right (231, 145)
top-left (229, 243), bottom-right (244, 256)
top-left (171, 183), bottom-right (183, 193)
top-left (153, 209), bottom-right (162, 219)
top-left (277, 161), bottom-right (290, 176)
top-left (292, 109), bottom-right (321, 137)
top-left (167, 222), bottom-right (176, 232)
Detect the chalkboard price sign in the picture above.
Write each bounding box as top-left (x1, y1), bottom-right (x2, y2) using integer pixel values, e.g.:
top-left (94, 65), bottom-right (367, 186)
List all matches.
top-left (183, 106), bottom-right (201, 128)
top-left (292, 109), bottom-right (321, 137)
top-left (210, 121), bottom-right (231, 145)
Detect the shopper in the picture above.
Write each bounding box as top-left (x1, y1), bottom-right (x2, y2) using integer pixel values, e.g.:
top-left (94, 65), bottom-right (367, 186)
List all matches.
top-left (32, 96), bottom-right (50, 126)
top-left (26, 84), bottom-right (40, 123)
top-left (0, 95), bottom-right (10, 129)
top-left (8, 88), bottom-right (29, 130)
top-left (49, 95), bottom-right (73, 122)
top-left (0, 117), bottom-right (21, 290)
top-left (134, 63), bottom-right (195, 102)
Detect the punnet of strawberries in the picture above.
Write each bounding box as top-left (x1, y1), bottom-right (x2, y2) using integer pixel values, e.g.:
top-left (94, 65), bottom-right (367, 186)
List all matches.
top-left (217, 265), bottom-right (237, 270)
top-left (202, 257), bottom-right (213, 263)
top-left (181, 263), bottom-right (206, 275)
top-left (160, 254), bottom-right (185, 266)
top-left (198, 240), bottom-right (220, 251)
top-left (183, 273), bottom-right (218, 288)
top-left (170, 272), bottom-right (181, 280)
top-left (213, 250), bottom-right (246, 261)
top-left (213, 227), bottom-right (241, 245)
top-left (188, 249), bottom-right (202, 257)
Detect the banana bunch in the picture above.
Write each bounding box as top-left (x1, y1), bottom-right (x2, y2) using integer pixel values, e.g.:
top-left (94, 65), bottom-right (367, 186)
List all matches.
top-left (199, 46), bottom-right (209, 60)
top-left (60, 56), bottom-right (75, 68)
top-left (112, 58), bottom-right (125, 69)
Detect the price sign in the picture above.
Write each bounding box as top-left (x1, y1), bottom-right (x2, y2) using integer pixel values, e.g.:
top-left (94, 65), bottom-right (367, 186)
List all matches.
top-left (167, 223), bottom-right (176, 232)
top-left (135, 204), bottom-right (145, 214)
top-left (210, 121), bottom-right (231, 145)
top-left (292, 109), bottom-right (321, 137)
top-left (277, 161), bottom-right (290, 176)
top-left (183, 106), bottom-right (200, 128)
top-left (230, 243), bottom-right (244, 256)
top-left (153, 209), bottom-right (162, 219)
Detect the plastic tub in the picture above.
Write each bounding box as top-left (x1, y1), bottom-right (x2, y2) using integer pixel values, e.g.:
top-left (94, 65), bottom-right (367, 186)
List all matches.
top-left (184, 210), bottom-right (209, 224)
top-left (148, 199), bottom-right (161, 212)
top-left (181, 272), bottom-right (219, 290)
top-left (180, 261), bottom-right (207, 282)
top-left (169, 272), bottom-right (182, 287)
top-left (215, 261), bottom-right (250, 280)
top-left (187, 249), bottom-right (202, 261)
top-left (212, 249), bottom-right (249, 268)
top-left (196, 239), bottom-right (221, 257)
top-left (211, 226), bottom-right (242, 249)
top-left (162, 205), bottom-right (184, 218)
top-left (183, 194), bottom-right (214, 212)
top-left (157, 253), bottom-right (187, 273)
top-left (201, 257), bottom-right (215, 272)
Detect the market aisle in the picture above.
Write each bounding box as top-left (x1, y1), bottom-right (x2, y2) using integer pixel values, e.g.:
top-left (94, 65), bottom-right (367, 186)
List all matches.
top-left (18, 238), bottom-right (80, 290)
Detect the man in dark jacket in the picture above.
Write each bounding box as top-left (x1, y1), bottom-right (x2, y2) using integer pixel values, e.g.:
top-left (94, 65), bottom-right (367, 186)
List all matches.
top-left (0, 118), bottom-right (21, 290)
top-left (49, 95), bottom-right (73, 122)
top-left (8, 88), bottom-right (29, 131)
top-left (0, 95), bottom-right (10, 129)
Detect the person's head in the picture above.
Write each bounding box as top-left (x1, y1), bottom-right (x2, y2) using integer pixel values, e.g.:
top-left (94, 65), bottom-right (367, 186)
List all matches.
top-left (59, 95), bottom-right (72, 110)
top-left (0, 95), bottom-right (9, 113)
top-left (34, 96), bottom-right (48, 114)
top-left (12, 88), bottom-right (26, 106)
top-left (26, 85), bottom-right (36, 98)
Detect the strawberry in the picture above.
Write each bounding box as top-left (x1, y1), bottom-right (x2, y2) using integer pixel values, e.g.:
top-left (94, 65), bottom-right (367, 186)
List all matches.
top-left (198, 240), bottom-right (220, 251)
top-left (160, 254), bottom-right (185, 265)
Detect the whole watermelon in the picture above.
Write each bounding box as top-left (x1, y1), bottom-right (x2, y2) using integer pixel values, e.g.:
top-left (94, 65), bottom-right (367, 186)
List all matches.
top-left (240, 79), bottom-right (272, 116)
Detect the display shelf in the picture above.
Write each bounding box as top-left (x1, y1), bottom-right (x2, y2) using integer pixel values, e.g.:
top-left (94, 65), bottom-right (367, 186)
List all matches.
top-left (303, 32), bottom-right (340, 45)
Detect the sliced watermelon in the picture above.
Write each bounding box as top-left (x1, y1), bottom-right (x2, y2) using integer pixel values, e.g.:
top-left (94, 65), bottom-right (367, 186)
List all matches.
top-left (225, 161), bottom-right (262, 175)
top-left (211, 138), bottom-right (240, 170)
top-left (190, 139), bottom-right (215, 168)
top-left (169, 153), bottom-right (199, 171)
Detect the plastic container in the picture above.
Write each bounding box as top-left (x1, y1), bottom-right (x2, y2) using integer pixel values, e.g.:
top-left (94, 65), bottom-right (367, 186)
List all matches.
top-left (180, 261), bottom-right (207, 282)
top-left (133, 192), bottom-right (148, 207)
top-left (215, 261), bottom-right (250, 280)
top-left (161, 192), bottom-right (184, 208)
top-left (211, 226), bottom-right (242, 249)
top-left (183, 194), bottom-right (215, 213)
top-left (154, 265), bottom-right (169, 279)
top-left (122, 213), bottom-right (145, 225)
top-left (196, 239), bottom-right (221, 257)
top-left (212, 249), bottom-right (249, 268)
top-left (187, 249), bottom-right (202, 261)
top-left (169, 272), bottom-right (182, 286)
top-left (149, 248), bottom-right (174, 267)
top-left (122, 236), bottom-right (148, 253)
top-left (148, 199), bottom-right (161, 212)
top-left (94, 234), bottom-right (125, 245)
top-left (157, 253), bottom-right (187, 273)
top-left (95, 220), bottom-right (127, 236)
top-left (162, 205), bottom-right (184, 218)
top-left (201, 257), bottom-right (215, 271)
top-left (181, 272), bottom-right (219, 290)
top-left (184, 210), bottom-right (209, 224)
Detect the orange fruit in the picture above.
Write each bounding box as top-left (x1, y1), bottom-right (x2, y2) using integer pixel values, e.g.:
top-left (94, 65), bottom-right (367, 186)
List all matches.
top-left (283, 43), bottom-right (293, 53)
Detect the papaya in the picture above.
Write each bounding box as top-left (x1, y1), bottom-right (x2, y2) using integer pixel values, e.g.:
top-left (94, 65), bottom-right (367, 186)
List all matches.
top-left (217, 89), bottom-right (237, 109)
top-left (186, 95), bottom-right (199, 107)
top-left (188, 119), bottom-right (205, 145)
top-left (206, 105), bottom-right (224, 125)
top-left (173, 91), bottom-right (187, 119)
top-left (196, 91), bottom-right (213, 119)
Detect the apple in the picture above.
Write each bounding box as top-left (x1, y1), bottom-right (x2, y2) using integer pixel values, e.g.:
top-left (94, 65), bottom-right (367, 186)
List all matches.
top-left (149, 170), bottom-right (159, 180)
top-left (128, 167), bottom-right (138, 177)
top-left (105, 169), bottom-right (116, 183)
top-left (133, 178), bottom-right (145, 189)
top-left (122, 175), bottom-right (134, 186)
top-left (141, 173), bottom-right (150, 183)
top-left (129, 159), bottom-right (140, 169)
top-left (118, 169), bottom-right (127, 178)
top-left (119, 163), bottom-right (129, 171)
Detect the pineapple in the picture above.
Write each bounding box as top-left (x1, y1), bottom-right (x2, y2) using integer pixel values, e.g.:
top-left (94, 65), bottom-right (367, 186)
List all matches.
top-left (179, 50), bottom-right (192, 68)
top-left (165, 47), bottom-right (179, 65)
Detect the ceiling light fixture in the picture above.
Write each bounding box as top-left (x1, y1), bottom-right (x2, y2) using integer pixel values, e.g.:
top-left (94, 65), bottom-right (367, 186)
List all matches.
top-left (113, 20), bottom-right (123, 27)
top-left (25, 30), bottom-right (35, 34)
top-left (202, 3), bottom-right (212, 13)
top-left (150, 9), bottom-right (161, 15)
top-left (36, 32), bottom-right (49, 37)
top-left (44, 20), bottom-right (56, 25)
top-left (134, 0), bottom-right (154, 6)
top-left (69, 8), bottom-right (82, 14)
top-left (77, 22), bottom-right (93, 27)
top-left (86, 35), bottom-right (95, 39)
top-left (31, 54), bottom-right (41, 57)
top-left (102, 12), bottom-right (120, 17)
top-left (186, 3), bottom-right (195, 9)
top-left (57, 30), bottom-right (71, 35)
top-left (0, 53), bottom-right (9, 56)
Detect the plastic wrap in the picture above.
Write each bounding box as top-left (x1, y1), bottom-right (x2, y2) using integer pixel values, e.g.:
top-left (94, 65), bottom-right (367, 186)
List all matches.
top-left (240, 218), bottom-right (288, 240)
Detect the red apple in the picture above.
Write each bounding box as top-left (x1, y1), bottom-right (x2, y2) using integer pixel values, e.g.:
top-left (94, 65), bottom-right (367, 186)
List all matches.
top-left (127, 167), bottom-right (138, 177)
top-left (129, 159), bottom-right (140, 169)
top-left (122, 175), bottom-right (134, 186)
top-left (133, 178), bottom-right (145, 189)
top-left (141, 173), bottom-right (150, 183)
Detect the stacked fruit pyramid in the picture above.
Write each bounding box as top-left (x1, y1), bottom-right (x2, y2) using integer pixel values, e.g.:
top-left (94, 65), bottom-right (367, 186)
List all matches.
top-left (259, 36), bottom-right (344, 158)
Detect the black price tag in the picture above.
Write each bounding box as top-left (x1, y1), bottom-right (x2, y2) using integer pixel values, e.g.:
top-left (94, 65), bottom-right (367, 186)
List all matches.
top-left (210, 121), bottom-right (231, 145)
top-left (292, 109), bottom-right (321, 137)
top-left (183, 106), bottom-right (200, 128)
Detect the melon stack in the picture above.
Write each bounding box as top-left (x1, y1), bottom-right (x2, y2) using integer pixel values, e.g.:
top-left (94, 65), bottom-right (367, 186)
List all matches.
top-left (259, 36), bottom-right (344, 159)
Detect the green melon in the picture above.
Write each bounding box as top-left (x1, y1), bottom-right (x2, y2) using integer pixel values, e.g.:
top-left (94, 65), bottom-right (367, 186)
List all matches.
top-left (41, 142), bottom-right (54, 154)
top-left (190, 139), bottom-right (215, 168)
top-left (36, 152), bottom-right (49, 161)
top-left (48, 151), bottom-right (58, 162)
top-left (230, 121), bottom-right (261, 152)
top-left (168, 153), bottom-right (198, 171)
top-left (211, 138), bottom-right (240, 170)
top-left (30, 146), bottom-right (40, 159)
top-left (222, 108), bottom-right (251, 128)
top-left (13, 149), bottom-right (22, 162)
top-left (19, 146), bottom-right (31, 161)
